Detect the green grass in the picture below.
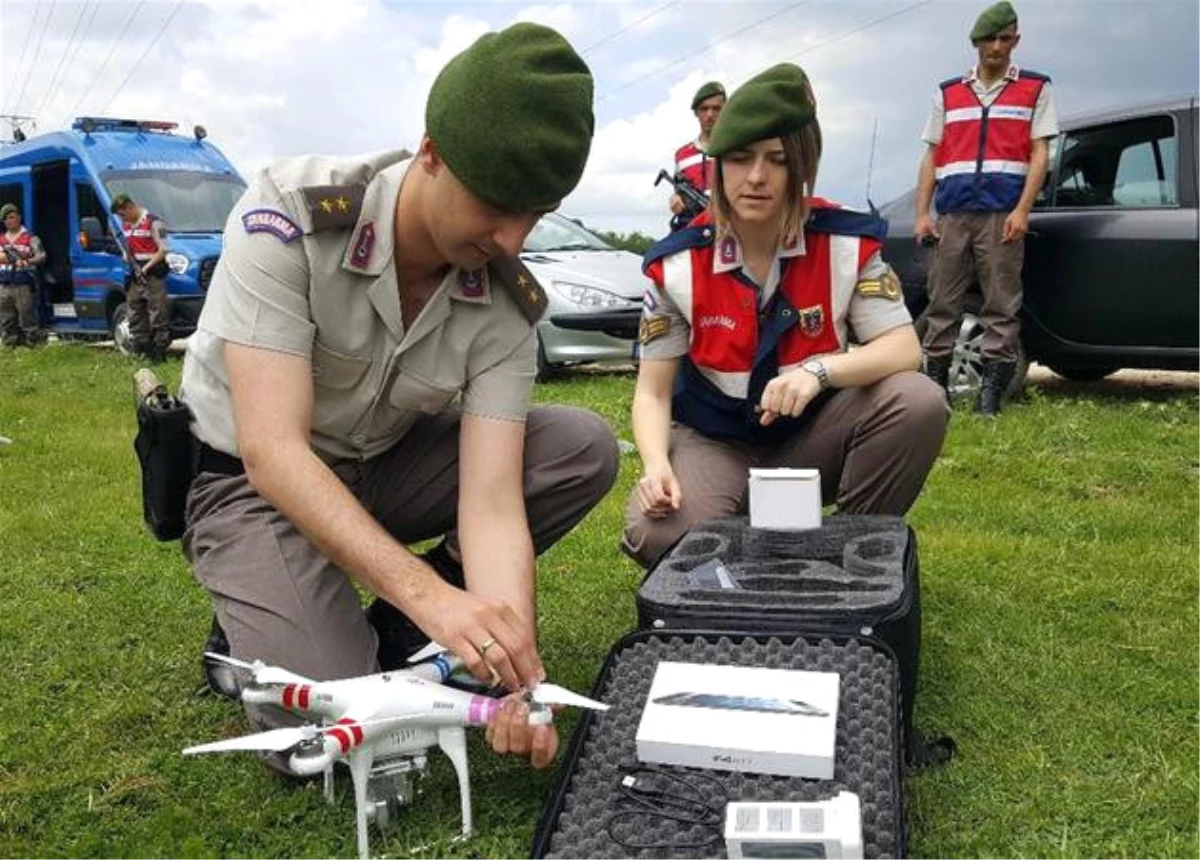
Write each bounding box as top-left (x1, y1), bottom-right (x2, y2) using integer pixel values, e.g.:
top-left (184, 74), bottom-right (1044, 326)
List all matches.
top-left (0, 344), bottom-right (1196, 858)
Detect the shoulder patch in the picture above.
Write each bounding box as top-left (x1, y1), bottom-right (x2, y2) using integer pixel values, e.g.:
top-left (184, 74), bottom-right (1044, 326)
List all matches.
top-left (301, 185), bottom-right (365, 232)
top-left (242, 208), bottom-right (302, 243)
top-left (807, 207), bottom-right (887, 242)
top-left (1018, 69), bottom-right (1051, 83)
top-left (642, 222), bottom-right (715, 272)
top-left (488, 255), bottom-right (548, 324)
top-left (855, 267), bottom-right (902, 301)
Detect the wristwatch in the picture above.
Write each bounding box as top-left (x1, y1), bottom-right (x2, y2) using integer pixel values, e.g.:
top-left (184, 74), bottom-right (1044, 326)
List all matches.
top-left (801, 359), bottom-right (831, 391)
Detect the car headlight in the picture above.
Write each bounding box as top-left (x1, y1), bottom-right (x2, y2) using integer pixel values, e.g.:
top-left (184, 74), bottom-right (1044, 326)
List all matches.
top-left (549, 280), bottom-right (633, 310)
top-left (166, 252), bottom-right (190, 275)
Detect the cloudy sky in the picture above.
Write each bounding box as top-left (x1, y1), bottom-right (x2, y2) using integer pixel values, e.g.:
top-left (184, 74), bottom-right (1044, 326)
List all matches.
top-left (1, 0), bottom-right (1197, 238)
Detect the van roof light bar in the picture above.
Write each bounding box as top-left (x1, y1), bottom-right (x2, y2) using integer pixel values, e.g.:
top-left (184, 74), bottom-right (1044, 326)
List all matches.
top-left (73, 117), bottom-right (179, 134)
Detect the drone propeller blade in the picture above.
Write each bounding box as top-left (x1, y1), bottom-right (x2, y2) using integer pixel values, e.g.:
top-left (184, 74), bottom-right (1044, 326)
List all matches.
top-left (202, 651), bottom-right (256, 672)
top-left (253, 665), bottom-right (314, 686)
top-left (406, 640), bottom-right (448, 664)
top-left (531, 683), bottom-right (610, 712)
top-left (183, 725), bottom-right (319, 755)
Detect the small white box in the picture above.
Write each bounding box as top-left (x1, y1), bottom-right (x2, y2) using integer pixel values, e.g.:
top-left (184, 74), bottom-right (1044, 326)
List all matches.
top-left (748, 468), bottom-right (822, 531)
top-left (635, 661), bottom-right (839, 778)
top-left (725, 791), bottom-right (864, 859)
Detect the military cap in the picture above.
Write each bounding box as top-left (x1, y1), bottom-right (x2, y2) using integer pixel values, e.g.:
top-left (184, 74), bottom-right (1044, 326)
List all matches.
top-left (691, 80), bottom-right (726, 110)
top-left (706, 63), bottom-right (816, 157)
top-left (0, 203), bottom-right (18, 219)
top-left (109, 192), bottom-right (134, 213)
top-left (971, 1), bottom-right (1018, 41)
top-left (426, 22), bottom-right (594, 211)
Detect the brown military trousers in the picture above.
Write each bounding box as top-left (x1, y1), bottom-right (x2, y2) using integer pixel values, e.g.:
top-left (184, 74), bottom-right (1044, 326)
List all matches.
top-left (183, 405), bottom-right (619, 686)
top-left (922, 210), bottom-right (1025, 362)
top-left (621, 371), bottom-right (948, 570)
top-left (127, 273), bottom-right (171, 350)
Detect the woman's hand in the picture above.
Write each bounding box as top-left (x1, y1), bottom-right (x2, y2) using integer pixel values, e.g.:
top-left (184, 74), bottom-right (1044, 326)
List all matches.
top-left (635, 462), bottom-right (682, 518)
top-left (758, 367), bottom-right (822, 426)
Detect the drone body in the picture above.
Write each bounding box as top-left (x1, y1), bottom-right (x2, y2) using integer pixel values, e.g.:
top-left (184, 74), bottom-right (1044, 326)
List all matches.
top-left (184, 649), bottom-right (606, 859)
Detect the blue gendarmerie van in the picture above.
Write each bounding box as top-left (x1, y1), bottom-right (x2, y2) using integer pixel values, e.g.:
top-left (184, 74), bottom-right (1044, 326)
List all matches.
top-left (0, 116), bottom-right (245, 351)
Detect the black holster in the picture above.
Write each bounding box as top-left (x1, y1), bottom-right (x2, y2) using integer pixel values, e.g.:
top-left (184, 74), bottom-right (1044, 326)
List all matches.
top-left (133, 386), bottom-right (197, 541)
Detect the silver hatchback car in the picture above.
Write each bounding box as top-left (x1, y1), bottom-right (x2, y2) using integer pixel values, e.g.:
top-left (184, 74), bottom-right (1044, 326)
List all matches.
top-left (522, 212), bottom-right (644, 377)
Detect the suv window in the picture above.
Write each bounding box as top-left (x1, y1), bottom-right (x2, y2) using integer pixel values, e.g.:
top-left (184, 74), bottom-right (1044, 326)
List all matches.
top-left (1052, 114), bottom-right (1178, 208)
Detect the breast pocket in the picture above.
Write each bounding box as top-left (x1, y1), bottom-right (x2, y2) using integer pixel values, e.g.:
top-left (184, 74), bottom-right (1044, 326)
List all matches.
top-left (311, 340), bottom-right (373, 440)
top-left (387, 369), bottom-right (462, 415)
top-left (312, 340), bottom-right (370, 390)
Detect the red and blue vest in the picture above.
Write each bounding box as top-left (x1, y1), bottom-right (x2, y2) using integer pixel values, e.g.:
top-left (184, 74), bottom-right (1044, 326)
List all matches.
top-left (643, 203), bottom-right (886, 444)
top-left (0, 229), bottom-right (35, 285)
top-left (934, 69), bottom-right (1049, 213)
top-left (122, 210), bottom-right (162, 261)
top-left (674, 140), bottom-right (712, 194)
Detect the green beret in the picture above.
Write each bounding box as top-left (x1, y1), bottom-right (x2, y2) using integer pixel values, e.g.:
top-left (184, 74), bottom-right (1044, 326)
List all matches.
top-left (110, 192), bottom-right (134, 213)
top-left (971, 1), bottom-right (1018, 41)
top-left (691, 81), bottom-right (726, 110)
top-left (426, 22), bottom-right (594, 211)
top-left (706, 63), bottom-right (816, 158)
top-left (0, 203), bottom-right (18, 219)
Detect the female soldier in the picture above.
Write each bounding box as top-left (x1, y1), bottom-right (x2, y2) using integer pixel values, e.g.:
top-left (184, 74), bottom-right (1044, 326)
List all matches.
top-left (623, 63), bottom-right (948, 569)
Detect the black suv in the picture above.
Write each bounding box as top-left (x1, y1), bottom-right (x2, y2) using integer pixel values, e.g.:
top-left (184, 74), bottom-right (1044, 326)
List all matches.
top-left (880, 96), bottom-right (1198, 396)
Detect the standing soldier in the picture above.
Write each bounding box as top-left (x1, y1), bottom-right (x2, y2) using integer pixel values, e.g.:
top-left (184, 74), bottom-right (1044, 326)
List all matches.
top-left (667, 80), bottom-right (725, 231)
top-left (913, 1), bottom-right (1057, 416)
top-left (111, 192), bottom-right (171, 361)
top-left (0, 203), bottom-right (47, 347)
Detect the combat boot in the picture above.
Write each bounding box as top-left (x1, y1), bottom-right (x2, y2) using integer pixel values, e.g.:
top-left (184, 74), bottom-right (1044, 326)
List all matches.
top-left (975, 360), bottom-right (1017, 417)
top-left (201, 615), bottom-right (240, 700)
top-left (922, 353), bottom-right (953, 400)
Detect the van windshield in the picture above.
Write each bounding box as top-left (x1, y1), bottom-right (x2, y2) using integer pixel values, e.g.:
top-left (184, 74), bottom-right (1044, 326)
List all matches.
top-left (102, 170), bottom-right (247, 232)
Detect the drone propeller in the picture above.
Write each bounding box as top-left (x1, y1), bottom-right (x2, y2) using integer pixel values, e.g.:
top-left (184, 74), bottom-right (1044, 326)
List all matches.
top-left (407, 640), bottom-right (448, 664)
top-left (530, 683), bottom-right (610, 712)
top-left (202, 651), bottom-right (312, 688)
top-left (184, 724), bottom-right (321, 755)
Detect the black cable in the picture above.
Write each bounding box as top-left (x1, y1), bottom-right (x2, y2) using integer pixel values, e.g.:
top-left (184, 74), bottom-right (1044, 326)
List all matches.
top-left (605, 765), bottom-right (728, 852)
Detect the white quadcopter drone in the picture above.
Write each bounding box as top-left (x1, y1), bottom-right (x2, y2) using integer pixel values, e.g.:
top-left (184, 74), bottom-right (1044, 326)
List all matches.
top-left (183, 643), bottom-right (609, 859)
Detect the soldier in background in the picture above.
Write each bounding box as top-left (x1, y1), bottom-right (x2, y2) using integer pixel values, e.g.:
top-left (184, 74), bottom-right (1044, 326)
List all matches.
top-left (667, 80), bottom-right (725, 231)
top-left (0, 203), bottom-right (47, 347)
top-left (111, 192), bottom-right (171, 361)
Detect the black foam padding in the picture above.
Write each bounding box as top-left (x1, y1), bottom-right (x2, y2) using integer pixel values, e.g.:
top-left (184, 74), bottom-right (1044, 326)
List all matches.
top-left (641, 515), bottom-right (909, 619)
top-left (537, 633), bottom-right (903, 859)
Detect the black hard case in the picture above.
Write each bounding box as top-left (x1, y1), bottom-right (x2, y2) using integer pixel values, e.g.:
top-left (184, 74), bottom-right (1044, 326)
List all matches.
top-left (634, 514), bottom-right (923, 751)
top-left (530, 629), bottom-right (906, 859)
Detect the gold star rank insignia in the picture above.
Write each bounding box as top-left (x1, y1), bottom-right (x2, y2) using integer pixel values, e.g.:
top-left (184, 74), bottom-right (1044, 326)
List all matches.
top-left (302, 184), bottom-right (366, 233)
top-left (488, 256), bottom-right (548, 324)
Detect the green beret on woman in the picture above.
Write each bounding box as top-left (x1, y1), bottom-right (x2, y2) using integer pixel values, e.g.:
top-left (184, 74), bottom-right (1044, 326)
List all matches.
top-left (706, 63), bottom-right (818, 157)
top-left (425, 22), bottom-right (595, 211)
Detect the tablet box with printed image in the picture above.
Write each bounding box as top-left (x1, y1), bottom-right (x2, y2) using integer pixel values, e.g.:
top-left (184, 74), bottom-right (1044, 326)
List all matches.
top-left (635, 660), bottom-right (839, 778)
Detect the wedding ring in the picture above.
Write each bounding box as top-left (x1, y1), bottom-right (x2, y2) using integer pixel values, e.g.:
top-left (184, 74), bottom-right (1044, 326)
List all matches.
top-left (478, 637), bottom-right (498, 655)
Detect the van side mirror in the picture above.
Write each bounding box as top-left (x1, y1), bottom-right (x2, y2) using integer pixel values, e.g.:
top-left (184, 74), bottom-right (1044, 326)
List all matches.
top-left (80, 216), bottom-right (119, 254)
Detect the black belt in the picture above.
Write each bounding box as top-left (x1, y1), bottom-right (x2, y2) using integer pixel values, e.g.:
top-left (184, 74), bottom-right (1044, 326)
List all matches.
top-left (197, 441), bottom-right (245, 477)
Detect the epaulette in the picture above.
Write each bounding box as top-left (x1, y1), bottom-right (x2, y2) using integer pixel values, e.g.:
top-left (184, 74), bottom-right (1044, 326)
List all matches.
top-left (807, 206), bottom-right (888, 242)
top-left (1018, 69), bottom-right (1051, 84)
top-left (300, 184), bottom-right (365, 233)
top-left (488, 255), bottom-right (548, 325)
top-left (642, 222), bottom-right (715, 272)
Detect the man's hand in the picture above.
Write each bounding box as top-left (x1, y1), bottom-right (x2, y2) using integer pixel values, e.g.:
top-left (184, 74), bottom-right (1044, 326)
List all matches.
top-left (485, 693), bottom-right (559, 769)
top-left (668, 193), bottom-right (685, 215)
top-left (635, 462), bottom-right (682, 518)
top-left (914, 213), bottom-right (939, 245)
top-left (1002, 209), bottom-right (1030, 243)
top-left (758, 368), bottom-right (822, 426)
top-left (408, 579), bottom-right (545, 692)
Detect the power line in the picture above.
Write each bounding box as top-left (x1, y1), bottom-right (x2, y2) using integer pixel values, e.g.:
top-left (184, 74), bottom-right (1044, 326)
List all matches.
top-left (5, 0), bottom-right (45, 114)
top-left (59, 0), bottom-right (146, 127)
top-left (777, 0), bottom-right (935, 70)
top-left (13, 0), bottom-right (57, 114)
top-left (100, 1), bottom-right (185, 114)
top-left (581, 0), bottom-right (683, 56)
top-left (32, 0), bottom-right (98, 122)
top-left (597, 1), bottom-right (811, 103)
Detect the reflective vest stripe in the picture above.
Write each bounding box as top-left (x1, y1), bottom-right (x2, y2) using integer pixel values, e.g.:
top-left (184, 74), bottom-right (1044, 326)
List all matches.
top-left (936, 159), bottom-right (1030, 179)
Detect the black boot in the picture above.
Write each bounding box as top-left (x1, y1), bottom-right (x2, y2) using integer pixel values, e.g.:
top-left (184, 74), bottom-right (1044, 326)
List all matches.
top-left (923, 353), bottom-right (953, 399)
top-left (202, 614), bottom-right (240, 700)
top-left (366, 542), bottom-right (465, 671)
top-left (975, 361), bottom-right (1017, 417)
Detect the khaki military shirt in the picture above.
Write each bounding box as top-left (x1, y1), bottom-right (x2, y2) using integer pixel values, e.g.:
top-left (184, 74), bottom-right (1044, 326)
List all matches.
top-left (181, 150), bottom-right (539, 460)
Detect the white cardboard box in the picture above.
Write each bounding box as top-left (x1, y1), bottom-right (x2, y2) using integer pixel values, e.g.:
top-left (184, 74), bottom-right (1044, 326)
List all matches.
top-left (748, 467), bottom-right (822, 530)
top-left (635, 661), bottom-right (839, 778)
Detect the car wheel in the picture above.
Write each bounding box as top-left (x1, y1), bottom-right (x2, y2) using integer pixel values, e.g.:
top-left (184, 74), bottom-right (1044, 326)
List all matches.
top-left (1044, 362), bottom-right (1118, 382)
top-left (110, 302), bottom-right (137, 356)
top-left (915, 310), bottom-right (1029, 401)
top-left (535, 337), bottom-right (560, 383)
